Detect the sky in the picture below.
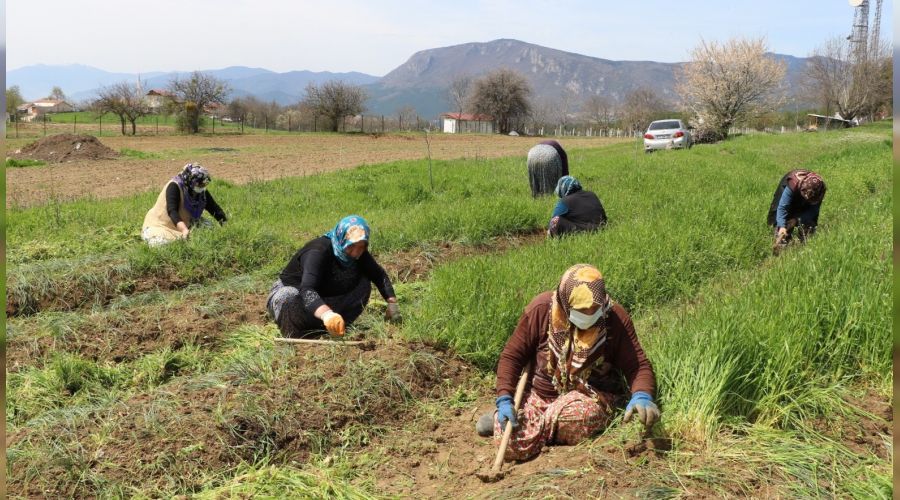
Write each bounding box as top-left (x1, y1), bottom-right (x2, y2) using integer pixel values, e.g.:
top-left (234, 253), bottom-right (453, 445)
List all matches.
top-left (6, 0), bottom-right (895, 76)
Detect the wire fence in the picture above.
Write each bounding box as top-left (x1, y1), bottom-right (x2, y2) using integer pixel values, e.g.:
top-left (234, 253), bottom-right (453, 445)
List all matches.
top-left (5, 111), bottom-right (816, 140)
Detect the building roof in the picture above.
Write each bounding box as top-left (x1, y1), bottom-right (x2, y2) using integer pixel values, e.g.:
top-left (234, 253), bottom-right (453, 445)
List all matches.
top-left (441, 112), bottom-right (493, 121)
top-left (147, 89), bottom-right (174, 97)
top-left (33, 99), bottom-right (70, 106)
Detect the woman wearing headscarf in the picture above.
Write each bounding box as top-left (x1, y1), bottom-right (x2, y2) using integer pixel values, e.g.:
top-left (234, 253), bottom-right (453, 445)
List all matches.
top-left (475, 264), bottom-right (658, 461)
top-left (267, 215), bottom-right (400, 338)
top-left (766, 169), bottom-right (826, 251)
top-left (547, 175), bottom-right (608, 237)
top-left (526, 140), bottom-right (569, 197)
top-left (141, 163), bottom-right (227, 247)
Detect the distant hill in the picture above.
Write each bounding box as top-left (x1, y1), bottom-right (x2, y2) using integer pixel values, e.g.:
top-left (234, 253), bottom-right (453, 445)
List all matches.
top-left (9, 39), bottom-right (813, 119)
top-left (363, 39), bottom-right (812, 118)
top-left (7, 65), bottom-right (380, 105)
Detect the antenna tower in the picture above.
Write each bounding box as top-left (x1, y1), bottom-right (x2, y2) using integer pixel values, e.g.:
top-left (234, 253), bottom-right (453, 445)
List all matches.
top-left (869, 0), bottom-right (883, 53)
top-left (848, 0), bottom-right (870, 63)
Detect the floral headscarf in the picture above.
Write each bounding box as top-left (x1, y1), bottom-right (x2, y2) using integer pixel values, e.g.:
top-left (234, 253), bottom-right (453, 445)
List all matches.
top-left (798, 172), bottom-right (826, 204)
top-left (555, 175), bottom-right (582, 198)
top-left (546, 264), bottom-right (612, 396)
top-left (172, 163), bottom-right (211, 219)
top-left (324, 215), bottom-right (370, 266)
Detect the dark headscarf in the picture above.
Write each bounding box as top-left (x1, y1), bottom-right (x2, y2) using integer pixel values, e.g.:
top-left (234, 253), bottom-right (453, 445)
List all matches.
top-left (172, 163), bottom-right (211, 219)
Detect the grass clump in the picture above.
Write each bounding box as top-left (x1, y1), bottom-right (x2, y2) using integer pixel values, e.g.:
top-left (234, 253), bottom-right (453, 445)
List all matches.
top-left (5, 158), bottom-right (46, 168)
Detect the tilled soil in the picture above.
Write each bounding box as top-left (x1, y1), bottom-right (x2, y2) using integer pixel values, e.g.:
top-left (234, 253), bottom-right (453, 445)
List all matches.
top-left (6, 134), bottom-right (624, 207)
top-left (6, 340), bottom-right (472, 498)
top-left (6, 287), bottom-right (269, 372)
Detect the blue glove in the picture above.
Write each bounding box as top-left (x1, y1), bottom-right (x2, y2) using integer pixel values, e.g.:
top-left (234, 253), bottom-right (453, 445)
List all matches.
top-left (623, 391), bottom-right (660, 428)
top-left (496, 395), bottom-right (518, 429)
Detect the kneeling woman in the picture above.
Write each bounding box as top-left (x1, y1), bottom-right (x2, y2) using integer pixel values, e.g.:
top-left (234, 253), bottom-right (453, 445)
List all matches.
top-left (548, 176), bottom-right (607, 237)
top-left (477, 264), bottom-right (658, 461)
top-left (267, 215), bottom-right (400, 338)
top-left (141, 163), bottom-right (227, 246)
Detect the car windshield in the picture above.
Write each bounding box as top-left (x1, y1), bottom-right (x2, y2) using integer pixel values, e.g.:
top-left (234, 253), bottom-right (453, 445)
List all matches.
top-left (649, 121), bottom-right (681, 130)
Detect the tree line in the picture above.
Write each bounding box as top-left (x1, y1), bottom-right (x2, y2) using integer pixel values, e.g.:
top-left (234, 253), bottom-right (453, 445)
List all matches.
top-left (6, 33), bottom-right (891, 139)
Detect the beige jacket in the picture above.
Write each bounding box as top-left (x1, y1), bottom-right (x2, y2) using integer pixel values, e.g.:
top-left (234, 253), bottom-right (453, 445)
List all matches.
top-left (142, 181), bottom-right (194, 239)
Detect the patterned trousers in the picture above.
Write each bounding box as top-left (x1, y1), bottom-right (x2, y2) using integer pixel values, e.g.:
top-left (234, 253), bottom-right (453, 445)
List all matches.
top-left (493, 390), bottom-right (610, 461)
top-left (266, 278), bottom-right (371, 338)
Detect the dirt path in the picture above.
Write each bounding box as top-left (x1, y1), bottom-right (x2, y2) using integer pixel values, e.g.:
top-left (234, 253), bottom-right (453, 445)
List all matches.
top-left (6, 134), bottom-right (626, 207)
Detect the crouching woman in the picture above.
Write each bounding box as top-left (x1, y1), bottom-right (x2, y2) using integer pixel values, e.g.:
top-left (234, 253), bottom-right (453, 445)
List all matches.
top-left (267, 215), bottom-right (400, 338)
top-left (477, 264), bottom-right (659, 461)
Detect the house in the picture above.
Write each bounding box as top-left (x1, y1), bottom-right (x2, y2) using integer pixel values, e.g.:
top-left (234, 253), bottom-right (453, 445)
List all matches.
top-left (145, 89), bottom-right (176, 112)
top-left (440, 112), bottom-right (494, 134)
top-left (16, 99), bottom-right (75, 122)
top-left (806, 113), bottom-right (855, 130)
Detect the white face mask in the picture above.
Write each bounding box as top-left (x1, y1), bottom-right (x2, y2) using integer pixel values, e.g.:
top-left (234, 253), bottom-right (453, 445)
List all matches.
top-left (193, 186), bottom-right (207, 194)
top-left (568, 300), bottom-right (611, 330)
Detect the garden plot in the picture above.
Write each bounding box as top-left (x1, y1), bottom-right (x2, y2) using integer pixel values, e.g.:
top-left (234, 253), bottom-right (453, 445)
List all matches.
top-left (5, 123), bottom-right (892, 498)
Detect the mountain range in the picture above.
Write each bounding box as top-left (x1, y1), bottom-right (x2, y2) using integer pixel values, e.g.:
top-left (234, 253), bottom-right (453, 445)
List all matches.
top-left (8, 39), bottom-right (812, 118)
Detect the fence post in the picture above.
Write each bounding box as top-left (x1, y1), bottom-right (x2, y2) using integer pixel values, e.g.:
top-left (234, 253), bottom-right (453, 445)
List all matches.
top-left (73, 114), bottom-right (77, 133)
top-left (156, 116), bottom-right (159, 135)
top-left (361, 115), bottom-right (364, 133)
top-left (212, 115), bottom-right (215, 134)
top-left (381, 115), bottom-right (384, 133)
top-left (241, 116), bottom-right (244, 134)
top-left (314, 115), bottom-right (317, 132)
top-left (43, 114), bottom-right (47, 136)
top-left (265, 115), bottom-right (268, 133)
top-left (288, 115), bottom-right (291, 132)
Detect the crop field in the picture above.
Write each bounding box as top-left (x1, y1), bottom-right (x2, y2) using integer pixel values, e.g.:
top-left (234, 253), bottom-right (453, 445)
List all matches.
top-left (5, 132), bottom-right (624, 207)
top-left (5, 123), bottom-right (892, 498)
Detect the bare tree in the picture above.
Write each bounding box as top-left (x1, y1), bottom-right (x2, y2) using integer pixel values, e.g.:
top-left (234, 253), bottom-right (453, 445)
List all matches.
top-left (397, 105), bottom-right (418, 130)
top-left (619, 87), bottom-right (665, 133)
top-left (581, 95), bottom-right (617, 130)
top-left (168, 71), bottom-right (230, 133)
top-left (447, 75), bottom-right (471, 117)
top-left (806, 36), bottom-right (891, 122)
top-left (551, 88), bottom-right (578, 131)
top-left (676, 37), bottom-right (786, 138)
top-left (302, 80), bottom-right (367, 132)
top-left (469, 68), bottom-right (532, 134)
top-left (49, 86), bottom-right (67, 101)
top-left (94, 81), bottom-right (149, 135)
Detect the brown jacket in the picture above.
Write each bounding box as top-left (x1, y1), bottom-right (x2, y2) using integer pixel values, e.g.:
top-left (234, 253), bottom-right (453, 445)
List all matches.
top-left (496, 291), bottom-right (655, 403)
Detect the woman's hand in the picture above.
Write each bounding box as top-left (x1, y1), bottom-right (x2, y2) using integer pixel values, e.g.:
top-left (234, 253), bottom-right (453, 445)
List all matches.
top-left (321, 311), bottom-right (345, 336)
top-left (385, 298), bottom-right (401, 323)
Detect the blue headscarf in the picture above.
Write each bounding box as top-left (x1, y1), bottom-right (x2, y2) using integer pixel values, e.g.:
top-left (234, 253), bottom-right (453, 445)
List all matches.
top-left (324, 215), bottom-right (370, 266)
top-left (555, 175), bottom-right (582, 198)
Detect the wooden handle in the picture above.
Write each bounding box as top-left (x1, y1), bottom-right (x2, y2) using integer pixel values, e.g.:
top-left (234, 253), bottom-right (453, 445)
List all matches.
top-left (274, 337), bottom-right (368, 346)
top-left (490, 363), bottom-right (532, 473)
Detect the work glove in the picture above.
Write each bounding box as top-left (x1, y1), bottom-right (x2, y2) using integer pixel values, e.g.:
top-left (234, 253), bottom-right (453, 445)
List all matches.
top-left (321, 311), bottom-right (345, 336)
top-left (623, 391), bottom-right (660, 429)
top-left (385, 302), bottom-right (401, 323)
top-left (496, 395), bottom-right (518, 430)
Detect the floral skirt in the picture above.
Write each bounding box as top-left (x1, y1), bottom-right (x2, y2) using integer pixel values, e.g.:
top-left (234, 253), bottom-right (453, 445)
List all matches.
top-left (493, 390), bottom-right (610, 461)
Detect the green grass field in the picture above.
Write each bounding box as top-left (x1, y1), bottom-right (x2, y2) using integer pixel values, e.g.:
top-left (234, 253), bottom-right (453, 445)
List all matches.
top-left (6, 123), bottom-right (892, 498)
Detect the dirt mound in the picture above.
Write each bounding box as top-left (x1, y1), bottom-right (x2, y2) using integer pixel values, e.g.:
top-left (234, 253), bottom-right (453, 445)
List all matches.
top-left (10, 133), bottom-right (119, 163)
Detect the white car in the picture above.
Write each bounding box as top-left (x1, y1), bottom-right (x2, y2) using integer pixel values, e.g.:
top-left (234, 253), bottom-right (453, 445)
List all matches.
top-left (644, 119), bottom-right (692, 152)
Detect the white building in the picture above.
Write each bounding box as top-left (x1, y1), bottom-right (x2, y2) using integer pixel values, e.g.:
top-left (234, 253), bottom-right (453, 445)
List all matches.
top-left (441, 112), bottom-right (494, 134)
top-left (16, 99), bottom-right (75, 122)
